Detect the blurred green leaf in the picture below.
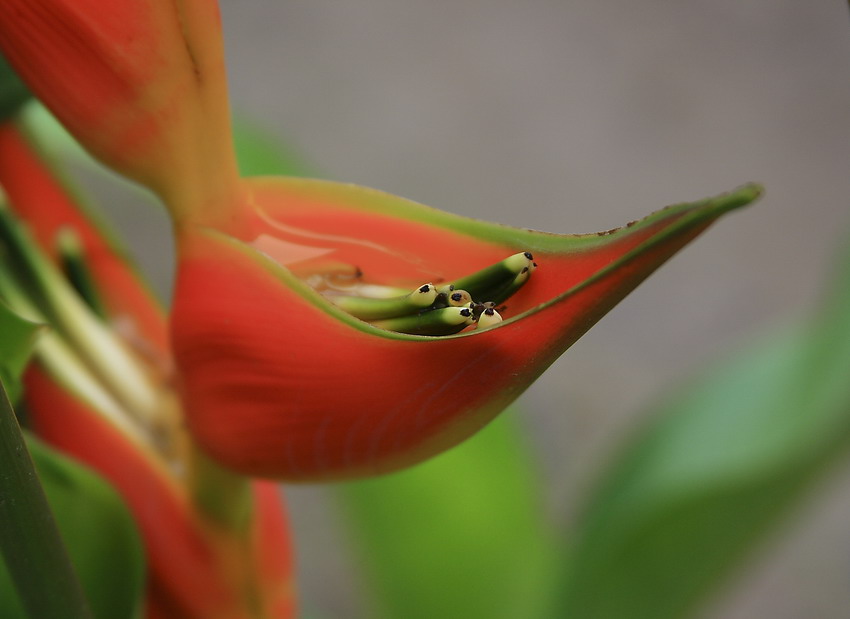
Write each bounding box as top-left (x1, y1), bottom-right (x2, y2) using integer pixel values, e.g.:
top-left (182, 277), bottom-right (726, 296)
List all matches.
top-left (232, 118), bottom-right (316, 178)
top-left (0, 436), bottom-right (145, 619)
top-left (19, 104), bottom-right (91, 162)
top-left (0, 300), bottom-right (42, 403)
top-left (558, 238), bottom-right (850, 618)
top-left (0, 53), bottom-right (30, 121)
top-left (20, 105), bottom-right (317, 181)
top-left (338, 411), bottom-right (556, 619)
top-left (0, 381), bottom-right (92, 619)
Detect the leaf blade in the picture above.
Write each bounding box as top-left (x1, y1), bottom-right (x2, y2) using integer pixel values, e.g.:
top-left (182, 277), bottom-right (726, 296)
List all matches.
top-left (557, 236), bottom-right (850, 619)
top-left (338, 411), bottom-right (557, 619)
top-left (0, 381), bottom-right (93, 619)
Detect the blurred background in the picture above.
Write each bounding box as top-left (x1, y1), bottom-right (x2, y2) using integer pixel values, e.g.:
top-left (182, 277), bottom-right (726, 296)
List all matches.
top-left (78, 1), bottom-right (850, 616)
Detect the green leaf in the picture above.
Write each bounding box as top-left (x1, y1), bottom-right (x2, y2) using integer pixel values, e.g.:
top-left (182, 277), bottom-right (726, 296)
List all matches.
top-left (0, 300), bottom-right (42, 403)
top-left (0, 217), bottom-right (143, 618)
top-left (19, 104), bottom-right (92, 163)
top-left (19, 106), bottom-right (317, 180)
top-left (338, 411), bottom-right (557, 619)
top-left (0, 53), bottom-right (30, 121)
top-left (0, 382), bottom-right (92, 619)
top-left (0, 436), bottom-right (145, 619)
top-left (232, 118), bottom-right (316, 178)
top-left (557, 237), bottom-right (850, 618)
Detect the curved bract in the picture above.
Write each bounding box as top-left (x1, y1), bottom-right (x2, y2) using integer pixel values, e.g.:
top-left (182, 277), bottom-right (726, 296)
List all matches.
top-left (172, 177), bottom-right (761, 481)
top-left (0, 0), bottom-right (240, 216)
top-left (0, 123), bottom-right (296, 618)
top-left (25, 368), bottom-right (294, 619)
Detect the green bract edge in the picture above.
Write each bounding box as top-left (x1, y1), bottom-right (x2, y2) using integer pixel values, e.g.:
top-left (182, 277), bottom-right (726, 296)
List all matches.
top-left (249, 176), bottom-right (761, 252)
top-left (201, 181), bottom-right (761, 342)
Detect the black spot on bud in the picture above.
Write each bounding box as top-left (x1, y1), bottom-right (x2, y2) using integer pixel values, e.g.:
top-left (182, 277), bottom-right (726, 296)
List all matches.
top-left (460, 308), bottom-right (472, 317)
top-left (418, 285), bottom-right (431, 293)
top-left (523, 252), bottom-right (533, 260)
top-left (451, 292), bottom-right (463, 302)
top-left (521, 267), bottom-right (529, 274)
top-left (484, 308), bottom-right (495, 316)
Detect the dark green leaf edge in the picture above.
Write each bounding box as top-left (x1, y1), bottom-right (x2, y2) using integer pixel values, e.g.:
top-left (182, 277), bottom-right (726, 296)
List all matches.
top-left (0, 381), bottom-right (93, 619)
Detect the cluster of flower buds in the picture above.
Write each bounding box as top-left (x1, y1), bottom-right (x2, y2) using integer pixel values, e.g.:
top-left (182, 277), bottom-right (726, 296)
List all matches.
top-left (312, 251), bottom-right (537, 335)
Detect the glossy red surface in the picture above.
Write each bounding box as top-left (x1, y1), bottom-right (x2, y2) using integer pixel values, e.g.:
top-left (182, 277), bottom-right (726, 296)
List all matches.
top-left (172, 177), bottom-right (721, 481)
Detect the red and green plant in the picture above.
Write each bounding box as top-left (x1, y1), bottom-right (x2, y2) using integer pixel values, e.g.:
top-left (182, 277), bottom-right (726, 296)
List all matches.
top-left (0, 2), bottom-right (847, 619)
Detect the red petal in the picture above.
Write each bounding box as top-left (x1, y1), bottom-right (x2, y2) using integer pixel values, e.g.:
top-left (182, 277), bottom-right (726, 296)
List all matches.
top-left (25, 367), bottom-right (296, 618)
top-left (171, 178), bottom-right (760, 481)
top-left (0, 1), bottom-right (240, 215)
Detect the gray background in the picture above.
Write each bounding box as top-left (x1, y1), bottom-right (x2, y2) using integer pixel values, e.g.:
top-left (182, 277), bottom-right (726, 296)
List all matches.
top-left (94, 1), bottom-right (850, 616)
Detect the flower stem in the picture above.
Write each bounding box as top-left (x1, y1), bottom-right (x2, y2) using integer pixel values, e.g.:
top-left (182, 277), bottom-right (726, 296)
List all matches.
top-left (189, 447), bottom-right (254, 531)
top-left (0, 203), bottom-right (160, 425)
top-left (0, 380), bottom-right (92, 619)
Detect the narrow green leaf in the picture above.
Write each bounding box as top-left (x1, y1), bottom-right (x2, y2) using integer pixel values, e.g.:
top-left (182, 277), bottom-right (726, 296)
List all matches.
top-left (18, 104), bottom-right (95, 166)
top-left (557, 237), bottom-right (850, 619)
top-left (0, 437), bottom-right (146, 619)
top-left (0, 381), bottom-right (92, 619)
top-left (338, 411), bottom-right (557, 619)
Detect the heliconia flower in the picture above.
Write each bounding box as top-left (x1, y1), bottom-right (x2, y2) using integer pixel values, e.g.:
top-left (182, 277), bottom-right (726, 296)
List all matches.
top-left (170, 178), bottom-right (760, 481)
top-left (0, 1), bottom-right (762, 482)
top-left (0, 123), bottom-right (295, 618)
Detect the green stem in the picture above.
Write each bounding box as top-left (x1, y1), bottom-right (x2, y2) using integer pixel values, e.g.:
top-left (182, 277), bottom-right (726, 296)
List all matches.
top-left (0, 380), bottom-right (92, 619)
top-left (190, 447), bottom-right (253, 531)
top-left (56, 228), bottom-right (108, 320)
top-left (0, 205), bottom-right (159, 424)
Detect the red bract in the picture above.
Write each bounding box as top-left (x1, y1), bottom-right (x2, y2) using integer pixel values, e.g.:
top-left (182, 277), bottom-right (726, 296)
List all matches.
top-left (172, 178), bottom-right (760, 480)
top-left (25, 369), bottom-right (294, 619)
top-left (0, 124), bottom-right (295, 618)
top-left (0, 0), bottom-right (761, 482)
top-left (0, 0), bottom-right (240, 216)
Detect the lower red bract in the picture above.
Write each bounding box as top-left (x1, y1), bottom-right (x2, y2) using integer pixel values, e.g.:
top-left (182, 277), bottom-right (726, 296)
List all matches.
top-left (25, 367), bottom-right (295, 618)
